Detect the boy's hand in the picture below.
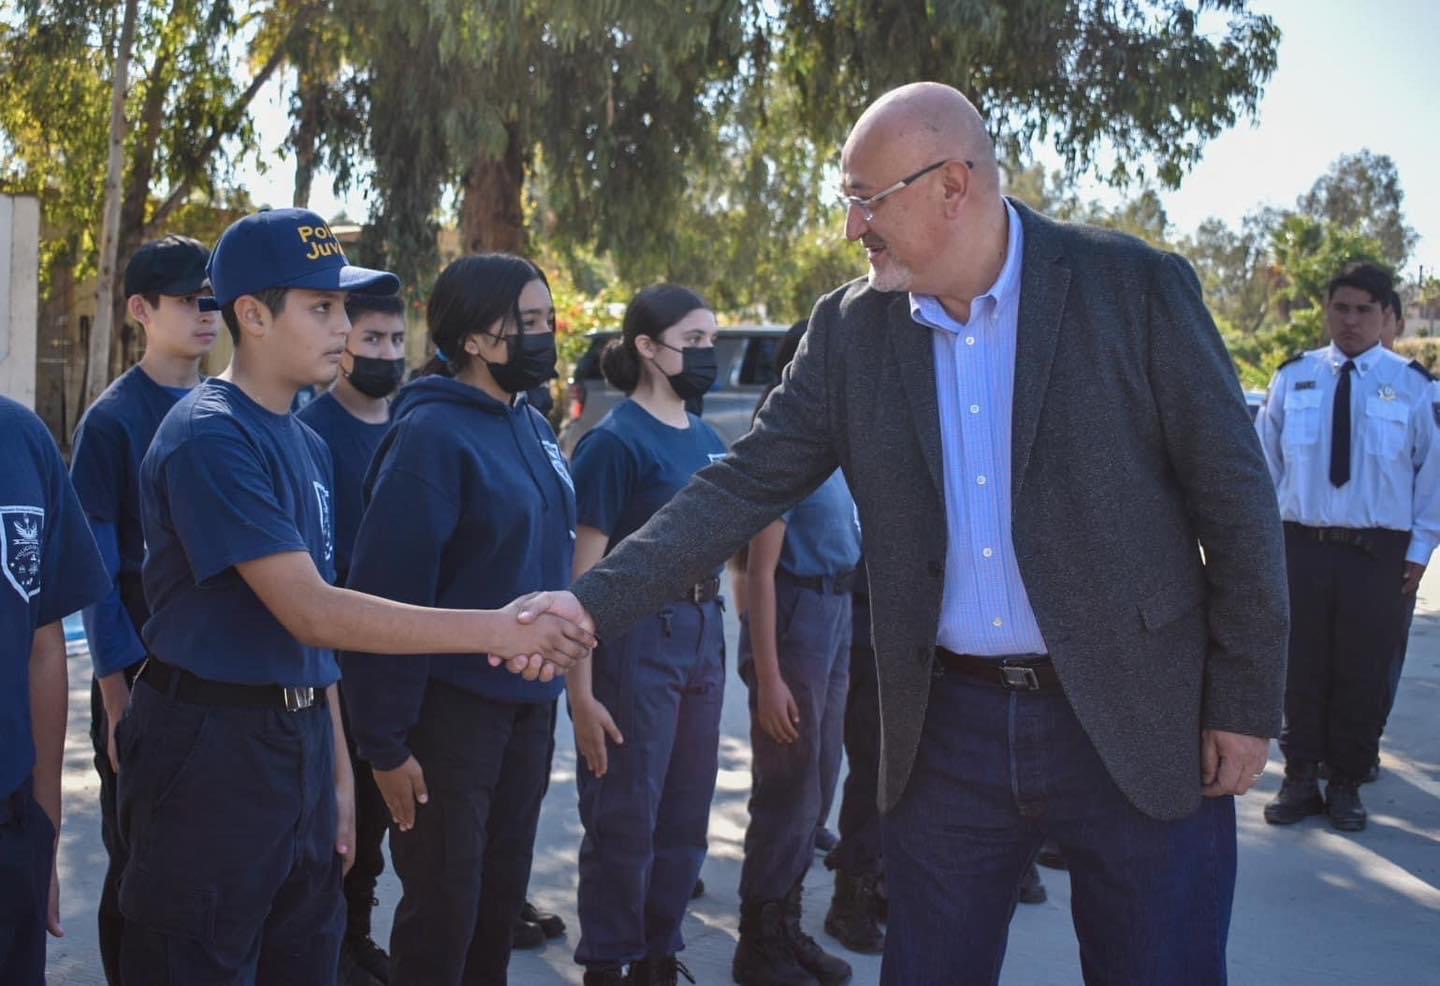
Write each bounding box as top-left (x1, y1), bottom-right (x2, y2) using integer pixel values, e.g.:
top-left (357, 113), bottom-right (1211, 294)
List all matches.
top-left (374, 756), bottom-right (428, 832)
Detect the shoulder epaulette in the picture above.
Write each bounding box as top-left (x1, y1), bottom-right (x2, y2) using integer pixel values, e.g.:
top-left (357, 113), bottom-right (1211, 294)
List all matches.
top-left (1277, 352), bottom-right (1305, 371)
top-left (1407, 359), bottom-right (1435, 382)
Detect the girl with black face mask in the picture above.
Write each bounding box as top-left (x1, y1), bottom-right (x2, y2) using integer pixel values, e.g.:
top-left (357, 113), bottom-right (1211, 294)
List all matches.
top-left (340, 254), bottom-right (578, 985)
top-left (567, 284), bottom-right (725, 985)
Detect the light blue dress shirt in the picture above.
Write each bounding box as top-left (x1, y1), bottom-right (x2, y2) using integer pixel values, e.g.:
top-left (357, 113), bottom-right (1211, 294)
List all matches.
top-left (909, 201), bottom-right (1047, 656)
top-left (1255, 341), bottom-right (1440, 566)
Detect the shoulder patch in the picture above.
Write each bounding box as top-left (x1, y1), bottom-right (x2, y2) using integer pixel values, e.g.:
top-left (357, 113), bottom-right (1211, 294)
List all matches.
top-left (1408, 359), bottom-right (1436, 382)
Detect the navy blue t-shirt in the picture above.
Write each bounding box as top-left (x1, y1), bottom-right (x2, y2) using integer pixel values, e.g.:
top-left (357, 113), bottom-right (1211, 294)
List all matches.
top-left (571, 399), bottom-right (727, 558)
top-left (70, 365), bottom-right (191, 676)
top-left (140, 378), bottom-right (339, 687)
top-left (297, 391), bottom-right (387, 585)
top-left (342, 378), bottom-right (575, 770)
top-left (0, 397), bottom-right (108, 797)
top-left (780, 469), bottom-right (861, 577)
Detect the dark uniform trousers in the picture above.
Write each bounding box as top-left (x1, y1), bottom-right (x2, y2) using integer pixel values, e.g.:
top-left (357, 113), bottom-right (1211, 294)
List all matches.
top-left (1280, 523), bottom-right (1412, 780)
top-left (575, 600), bottom-right (725, 968)
top-left (0, 777), bottom-right (55, 986)
top-left (739, 573), bottom-right (851, 902)
top-left (828, 591), bottom-right (883, 878)
top-left (90, 572), bottom-right (147, 985)
top-left (387, 681), bottom-right (552, 986)
top-left (116, 675), bottom-right (343, 985)
top-left (335, 683), bottom-right (389, 941)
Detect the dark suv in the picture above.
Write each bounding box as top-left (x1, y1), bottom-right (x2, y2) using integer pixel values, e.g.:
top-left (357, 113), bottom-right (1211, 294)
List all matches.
top-left (558, 326), bottom-right (790, 455)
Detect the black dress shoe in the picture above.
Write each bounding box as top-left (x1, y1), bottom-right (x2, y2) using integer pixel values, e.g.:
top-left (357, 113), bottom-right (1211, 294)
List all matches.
top-left (521, 900), bottom-right (566, 939)
top-left (1362, 758), bottom-right (1381, 784)
top-left (1035, 838), bottom-right (1067, 871)
top-left (1326, 781), bottom-right (1367, 831)
top-left (1017, 862), bottom-right (1047, 905)
top-left (1264, 762), bottom-right (1324, 825)
top-left (513, 918), bottom-right (546, 950)
top-left (814, 826), bottom-right (840, 854)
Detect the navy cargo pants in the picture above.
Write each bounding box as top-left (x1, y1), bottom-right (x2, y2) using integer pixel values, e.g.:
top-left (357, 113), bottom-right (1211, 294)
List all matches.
top-left (0, 777), bottom-right (53, 986)
top-left (575, 599), bottom-right (725, 968)
top-left (116, 677), bottom-right (343, 985)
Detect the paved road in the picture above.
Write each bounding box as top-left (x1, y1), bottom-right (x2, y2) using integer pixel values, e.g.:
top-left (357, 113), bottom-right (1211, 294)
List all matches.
top-left (45, 570), bottom-right (1440, 984)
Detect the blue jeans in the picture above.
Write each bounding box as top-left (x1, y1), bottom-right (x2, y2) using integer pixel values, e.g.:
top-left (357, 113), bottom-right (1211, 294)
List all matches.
top-left (882, 669), bottom-right (1235, 986)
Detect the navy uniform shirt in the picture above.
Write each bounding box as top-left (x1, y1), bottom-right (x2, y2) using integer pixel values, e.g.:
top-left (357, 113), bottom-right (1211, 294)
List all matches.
top-left (572, 398), bottom-right (728, 560)
top-left (1, 397), bottom-right (109, 797)
top-left (297, 391), bottom-right (387, 585)
top-left (780, 469), bottom-right (862, 578)
top-left (1257, 342), bottom-right (1440, 566)
top-left (139, 378), bottom-right (339, 687)
top-left (342, 379), bottom-right (575, 770)
top-left (70, 365), bottom-right (191, 676)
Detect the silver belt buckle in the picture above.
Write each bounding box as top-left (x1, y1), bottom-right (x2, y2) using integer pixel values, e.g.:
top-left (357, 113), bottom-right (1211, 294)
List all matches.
top-left (999, 666), bottom-right (1041, 692)
top-left (282, 686), bottom-right (316, 712)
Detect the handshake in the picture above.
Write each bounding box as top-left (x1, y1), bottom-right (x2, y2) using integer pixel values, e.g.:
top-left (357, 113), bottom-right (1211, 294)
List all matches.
top-left (486, 590), bottom-right (597, 682)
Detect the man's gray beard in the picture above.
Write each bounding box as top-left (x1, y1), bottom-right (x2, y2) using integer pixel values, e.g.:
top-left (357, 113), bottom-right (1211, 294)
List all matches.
top-left (867, 259), bottom-right (913, 293)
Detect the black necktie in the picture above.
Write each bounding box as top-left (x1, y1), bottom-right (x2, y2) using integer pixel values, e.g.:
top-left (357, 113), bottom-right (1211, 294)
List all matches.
top-left (1330, 360), bottom-right (1355, 487)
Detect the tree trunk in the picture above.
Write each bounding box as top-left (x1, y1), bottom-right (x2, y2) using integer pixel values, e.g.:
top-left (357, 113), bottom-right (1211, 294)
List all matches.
top-left (459, 121), bottom-right (527, 255)
top-left (84, 0), bottom-right (139, 409)
top-left (292, 74), bottom-right (323, 208)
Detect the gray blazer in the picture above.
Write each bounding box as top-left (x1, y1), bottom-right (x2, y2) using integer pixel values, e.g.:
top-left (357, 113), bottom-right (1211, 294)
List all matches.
top-left (572, 200), bottom-right (1289, 821)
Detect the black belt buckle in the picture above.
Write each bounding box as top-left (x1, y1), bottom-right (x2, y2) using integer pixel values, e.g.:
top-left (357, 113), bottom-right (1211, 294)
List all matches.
top-left (999, 665), bottom-right (1041, 692)
top-left (282, 687), bottom-right (317, 712)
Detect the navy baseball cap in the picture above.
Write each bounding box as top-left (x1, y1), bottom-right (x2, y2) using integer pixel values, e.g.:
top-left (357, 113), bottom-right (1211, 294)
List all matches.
top-left (199, 208), bottom-right (399, 312)
top-left (124, 235), bottom-right (210, 297)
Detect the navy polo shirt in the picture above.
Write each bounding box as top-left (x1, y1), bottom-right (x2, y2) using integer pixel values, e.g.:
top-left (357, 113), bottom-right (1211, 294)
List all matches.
top-left (139, 378), bottom-right (339, 687)
top-left (297, 391), bottom-right (387, 585)
top-left (572, 399), bottom-right (728, 555)
top-left (780, 469), bottom-right (861, 577)
top-left (0, 397), bottom-right (109, 798)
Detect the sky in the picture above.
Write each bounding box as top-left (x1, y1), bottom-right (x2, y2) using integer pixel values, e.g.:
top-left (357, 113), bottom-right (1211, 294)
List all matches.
top-left (236, 0), bottom-right (1440, 278)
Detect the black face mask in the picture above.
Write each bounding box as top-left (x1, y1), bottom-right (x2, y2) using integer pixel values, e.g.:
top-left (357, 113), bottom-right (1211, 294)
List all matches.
top-left (343, 353), bottom-right (406, 399)
top-left (657, 342), bottom-right (718, 401)
top-left (485, 331), bottom-right (558, 394)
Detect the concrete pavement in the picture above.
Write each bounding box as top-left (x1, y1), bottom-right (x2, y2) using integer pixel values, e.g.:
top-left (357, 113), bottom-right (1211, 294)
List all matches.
top-left (44, 569), bottom-right (1440, 984)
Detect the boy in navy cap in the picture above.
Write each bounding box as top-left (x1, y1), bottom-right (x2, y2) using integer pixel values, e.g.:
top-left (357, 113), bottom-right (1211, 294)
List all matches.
top-left (0, 397), bottom-right (109, 986)
top-left (117, 208), bottom-right (595, 985)
top-left (69, 233), bottom-right (217, 983)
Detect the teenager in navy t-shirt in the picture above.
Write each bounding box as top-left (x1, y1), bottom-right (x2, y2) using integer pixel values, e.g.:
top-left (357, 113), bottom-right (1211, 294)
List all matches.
top-left (296, 290), bottom-right (405, 981)
top-left (68, 234), bottom-right (217, 981)
top-left (0, 397), bottom-right (108, 986)
top-left (116, 209), bottom-right (595, 985)
top-left (342, 254), bottom-right (576, 984)
top-left (567, 285), bottom-right (728, 984)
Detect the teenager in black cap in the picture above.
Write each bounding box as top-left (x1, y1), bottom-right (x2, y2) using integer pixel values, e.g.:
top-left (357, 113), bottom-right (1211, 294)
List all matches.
top-left (116, 209), bottom-right (594, 985)
top-left (69, 233), bottom-right (218, 983)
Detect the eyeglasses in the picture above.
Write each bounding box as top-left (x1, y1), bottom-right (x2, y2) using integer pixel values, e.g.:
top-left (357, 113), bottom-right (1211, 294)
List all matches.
top-left (836, 158), bottom-right (973, 222)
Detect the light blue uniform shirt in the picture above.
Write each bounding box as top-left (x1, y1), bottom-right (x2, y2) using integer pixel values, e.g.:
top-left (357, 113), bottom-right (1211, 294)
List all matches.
top-left (1255, 341), bottom-right (1440, 566)
top-left (780, 469), bottom-right (862, 578)
top-left (910, 200), bottom-right (1047, 657)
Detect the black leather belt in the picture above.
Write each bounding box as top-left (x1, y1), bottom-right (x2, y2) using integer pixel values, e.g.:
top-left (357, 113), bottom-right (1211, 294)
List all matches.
top-left (783, 569), bottom-right (857, 594)
top-left (140, 657), bottom-right (325, 712)
top-left (681, 576), bottom-right (722, 605)
top-left (1283, 522), bottom-right (1409, 553)
top-left (934, 647), bottom-right (1060, 692)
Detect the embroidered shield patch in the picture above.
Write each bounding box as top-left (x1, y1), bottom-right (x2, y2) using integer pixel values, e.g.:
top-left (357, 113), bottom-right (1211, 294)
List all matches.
top-left (312, 482), bottom-right (334, 564)
top-left (542, 439), bottom-right (574, 494)
top-left (1, 505), bottom-right (45, 601)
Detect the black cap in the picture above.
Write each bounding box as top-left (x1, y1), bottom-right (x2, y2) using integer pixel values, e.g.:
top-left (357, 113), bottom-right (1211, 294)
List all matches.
top-left (124, 235), bottom-right (211, 298)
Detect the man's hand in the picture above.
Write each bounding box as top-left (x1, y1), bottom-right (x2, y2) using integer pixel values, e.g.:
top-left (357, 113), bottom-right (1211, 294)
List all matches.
top-left (47, 857), bottom-right (63, 938)
top-left (571, 695), bottom-right (624, 777)
top-left (374, 755), bottom-right (428, 832)
top-left (493, 591), bottom-right (599, 680)
top-left (335, 768), bottom-right (356, 875)
top-left (1402, 561), bottom-right (1425, 596)
top-left (97, 671), bottom-right (132, 774)
top-left (756, 675), bottom-right (801, 744)
top-left (1201, 729), bottom-right (1271, 797)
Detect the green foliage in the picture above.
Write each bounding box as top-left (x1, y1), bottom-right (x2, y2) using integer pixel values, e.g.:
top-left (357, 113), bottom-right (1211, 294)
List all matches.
top-left (1297, 150), bottom-right (1416, 268)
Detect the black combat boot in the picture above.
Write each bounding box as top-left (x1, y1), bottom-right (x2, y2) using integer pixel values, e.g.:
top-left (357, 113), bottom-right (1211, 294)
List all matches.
top-left (784, 882), bottom-right (852, 985)
top-left (630, 955), bottom-right (696, 986)
top-left (733, 899), bottom-right (820, 986)
top-left (1263, 760), bottom-right (1325, 825)
top-left (583, 965), bottom-right (627, 986)
top-left (824, 871), bottom-right (884, 954)
top-left (1325, 779), bottom-right (1367, 832)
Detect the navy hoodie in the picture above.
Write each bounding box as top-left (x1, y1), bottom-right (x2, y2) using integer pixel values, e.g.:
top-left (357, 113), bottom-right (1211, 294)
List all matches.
top-left (340, 376), bottom-right (575, 771)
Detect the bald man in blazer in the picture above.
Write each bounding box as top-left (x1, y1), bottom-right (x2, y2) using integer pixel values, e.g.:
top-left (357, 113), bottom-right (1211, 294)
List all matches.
top-left (531, 83), bottom-right (1288, 986)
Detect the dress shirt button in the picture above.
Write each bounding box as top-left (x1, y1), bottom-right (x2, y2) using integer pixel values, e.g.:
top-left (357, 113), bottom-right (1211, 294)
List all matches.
top-left (982, 547), bottom-right (993, 558)
top-left (969, 404), bottom-right (980, 414)
top-left (992, 617), bottom-right (1004, 628)
top-left (976, 475), bottom-right (987, 486)
top-left (965, 336), bottom-right (976, 346)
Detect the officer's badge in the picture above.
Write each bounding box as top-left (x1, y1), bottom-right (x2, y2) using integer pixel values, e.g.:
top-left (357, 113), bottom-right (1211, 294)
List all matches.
top-left (1, 505), bottom-right (44, 601)
top-left (312, 481), bottom-right (334, 564)
top-left (1379, 384), bottom-right (1397, 401)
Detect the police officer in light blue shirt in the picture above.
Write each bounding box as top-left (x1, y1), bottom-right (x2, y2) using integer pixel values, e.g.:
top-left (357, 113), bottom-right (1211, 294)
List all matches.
top-left (1256, 261), bottom-right (1440, 834)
